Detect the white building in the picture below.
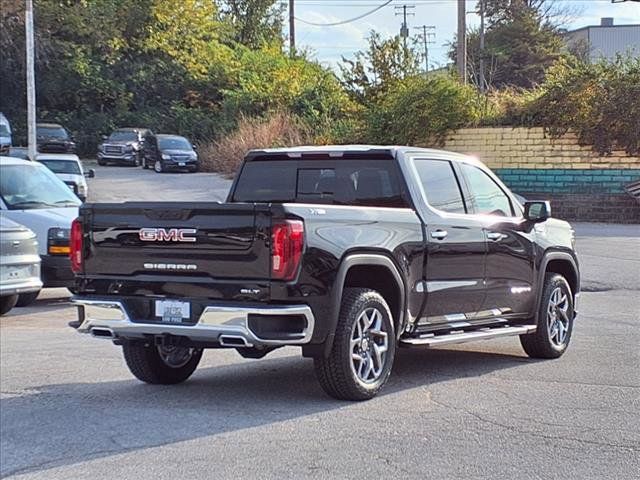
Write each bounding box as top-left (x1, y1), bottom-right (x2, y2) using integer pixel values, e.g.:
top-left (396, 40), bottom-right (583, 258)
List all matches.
top-left (563, 18), bottom-right (640, 62)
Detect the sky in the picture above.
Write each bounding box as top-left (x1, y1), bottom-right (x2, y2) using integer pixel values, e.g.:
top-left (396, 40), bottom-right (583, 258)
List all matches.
top-left (286, 0), bottom-right (640, 70)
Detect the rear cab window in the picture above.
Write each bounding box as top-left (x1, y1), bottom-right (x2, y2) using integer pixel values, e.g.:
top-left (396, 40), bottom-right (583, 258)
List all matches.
top-left (231, 158), bottom-right (410, 208)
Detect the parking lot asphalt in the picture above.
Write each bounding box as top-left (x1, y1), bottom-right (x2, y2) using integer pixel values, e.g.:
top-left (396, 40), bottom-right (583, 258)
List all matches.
top-left (1, 165), bottom-right (639, 479)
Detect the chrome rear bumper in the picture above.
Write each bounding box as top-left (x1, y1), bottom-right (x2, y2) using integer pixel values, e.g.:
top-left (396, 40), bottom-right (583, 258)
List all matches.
top-left (72, 298), bottom-right (315, 347)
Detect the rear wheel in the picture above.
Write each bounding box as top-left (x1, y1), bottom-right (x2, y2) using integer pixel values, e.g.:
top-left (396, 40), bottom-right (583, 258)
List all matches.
top-left (0, 295), bottom-right (18, 316)
top-left (123, 342), bottom-right (202, 384)
top-left (520, 273), bottom-right (574, 359)
top-left (314, 288), bottom-right (396, 401)
top-left (142, 155), bottom-right (149, 169)
top-left (15, 290), bottom-right (40, 307)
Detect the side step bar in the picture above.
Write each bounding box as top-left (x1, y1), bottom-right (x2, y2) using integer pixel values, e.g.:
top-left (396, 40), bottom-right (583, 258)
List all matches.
top-left (400, 325), bottom-right (536, 347)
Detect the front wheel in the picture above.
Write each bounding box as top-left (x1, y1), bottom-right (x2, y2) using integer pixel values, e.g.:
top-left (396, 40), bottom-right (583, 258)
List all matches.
top-left (520, 273), bottom-right (574, 359)
top-left (314, 288), bottom-right (396, 401)
top-left (15, 290), bottom-right (40, 307)
top-left (123, 342), bottom-right (202, 384)
top-left (0, 295), bottom-right (18, 316)
top-left (154, 160), bottom-right (164, 173)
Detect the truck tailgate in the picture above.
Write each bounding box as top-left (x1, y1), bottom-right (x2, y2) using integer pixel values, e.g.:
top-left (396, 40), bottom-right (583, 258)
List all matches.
top-left (81, 202), bottom-right (271, 280)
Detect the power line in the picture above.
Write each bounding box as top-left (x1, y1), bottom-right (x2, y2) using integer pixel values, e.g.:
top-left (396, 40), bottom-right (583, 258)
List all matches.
top-left (294, 0), bottom-right (393, 27)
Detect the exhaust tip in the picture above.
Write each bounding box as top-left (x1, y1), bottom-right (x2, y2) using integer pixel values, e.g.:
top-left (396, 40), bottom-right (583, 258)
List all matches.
top-left (90, 327), bottom-right (115, 339)
top-left (219, 335), bottom-right (251, 347)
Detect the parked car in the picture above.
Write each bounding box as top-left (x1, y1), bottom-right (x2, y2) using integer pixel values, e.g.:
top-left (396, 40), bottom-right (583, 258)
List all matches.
top-left (97, 128), bottom-right (153, 166)
top-left (0, 156), bottom-right (81, 305)
top-left (70, 146), bottom-right (580, 401)
top-left (37, 153), bottom-right (95, 202)
top-left (143, 134), bottom-right (199, 173)
top-left (36, 123), bottom-right (76, 153)
top-left (0, 216), bottom-right (42, 315)
top-left (0, 113), bottom-right (11, 154)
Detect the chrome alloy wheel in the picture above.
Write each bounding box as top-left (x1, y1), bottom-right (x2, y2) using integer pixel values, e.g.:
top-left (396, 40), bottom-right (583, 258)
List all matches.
top-left (547, 287), bottom-right (570, 347)
top-left (350, 307), bottom-right (389, 384)
top-left (156, 345), bottom-right (197, 369)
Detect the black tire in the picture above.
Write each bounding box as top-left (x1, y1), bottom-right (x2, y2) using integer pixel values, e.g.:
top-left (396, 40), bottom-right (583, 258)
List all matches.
top-left (520, 273), bottom-right (574, 359)
top-left (142, 156), bottom-right (149, 169)
top-left (15, 290), bottom-right (40, 307)
top-left (0, 295), bottom-right (18, 316)
top-left (97, 159), bottom-right (107, 166)
top-left (314, 288), bottom-right (396, 401)
top-left (67, 287), bottom-right (79, 295)
top-left (122, 342), bottom-right (202, 385)
top-left (154, 160), bottom-right (164, 173)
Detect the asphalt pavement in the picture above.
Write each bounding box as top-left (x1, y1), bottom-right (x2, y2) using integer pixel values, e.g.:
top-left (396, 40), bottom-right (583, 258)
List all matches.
top-left (1, 165), bottom-right (638, 479)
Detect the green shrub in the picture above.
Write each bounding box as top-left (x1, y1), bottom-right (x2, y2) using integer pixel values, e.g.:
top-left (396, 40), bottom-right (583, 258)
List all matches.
top-left (525, 56), bottom-right (640, 155)
top-left (364, 74), bottom-right (479, 146)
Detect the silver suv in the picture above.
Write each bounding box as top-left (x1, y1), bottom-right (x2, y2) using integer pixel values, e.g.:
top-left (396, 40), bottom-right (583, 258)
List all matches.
top-left (0, 216), bottom-right (42, 315)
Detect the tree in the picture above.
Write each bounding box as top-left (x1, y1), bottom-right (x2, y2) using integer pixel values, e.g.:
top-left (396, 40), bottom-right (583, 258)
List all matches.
top-left (449, 0), bottom-right (565, 89)
top-left (217, 0), bottom-right (284, 49)
top-left (339, 31), bottom-right (421, 103)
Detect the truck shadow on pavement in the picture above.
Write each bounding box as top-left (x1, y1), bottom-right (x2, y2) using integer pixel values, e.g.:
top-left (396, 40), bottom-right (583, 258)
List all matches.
top-left (1, 347), bottom-right (533, 478)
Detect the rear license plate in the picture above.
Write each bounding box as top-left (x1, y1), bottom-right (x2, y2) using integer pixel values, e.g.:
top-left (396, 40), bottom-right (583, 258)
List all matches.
top-left (0, 265), bottom-right (32, 282)
top-left (155, 300), bottom-right (190, 323)
top-left (178, 162), bottom-right (186, 166)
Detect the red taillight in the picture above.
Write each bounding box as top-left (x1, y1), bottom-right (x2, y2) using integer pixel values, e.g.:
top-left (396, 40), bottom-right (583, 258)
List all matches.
top-left (70, 218), bottom-right (83, 274)
top-left (271, 219), bottom-right (304, 281)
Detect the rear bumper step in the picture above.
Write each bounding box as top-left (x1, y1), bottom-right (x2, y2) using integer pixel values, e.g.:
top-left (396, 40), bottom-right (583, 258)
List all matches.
top-left (71, 297), bottom-right (315, 347)
top-left (400, 325), bottom-right (536, 347)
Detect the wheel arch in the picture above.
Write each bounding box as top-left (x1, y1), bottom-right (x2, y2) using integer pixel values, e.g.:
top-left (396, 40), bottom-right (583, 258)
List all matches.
top-left (322, 253), bottom-right (406, 357)
top-left (536, 251), bottom-right (580, 320)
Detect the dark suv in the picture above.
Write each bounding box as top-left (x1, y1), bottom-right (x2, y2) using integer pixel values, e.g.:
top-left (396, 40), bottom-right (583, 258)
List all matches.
top-left (36, 123), bottom-right (76, 153)
top-left (71, 146), bottom-right (579, 401)
top-left (97, 128), bottom-right (153, 166)
top-left (142, 134), bottom-right (199, 173)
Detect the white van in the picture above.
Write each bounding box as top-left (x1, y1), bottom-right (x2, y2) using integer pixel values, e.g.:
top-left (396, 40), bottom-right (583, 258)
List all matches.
top-left (0, 157), bottom-right (81, 306)
top-left (0, 113), bottom-right (11, 154)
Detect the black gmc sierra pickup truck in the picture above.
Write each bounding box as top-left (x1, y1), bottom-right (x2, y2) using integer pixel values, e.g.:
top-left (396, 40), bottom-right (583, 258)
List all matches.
top-left (70, 146), bottom-right (580, 400)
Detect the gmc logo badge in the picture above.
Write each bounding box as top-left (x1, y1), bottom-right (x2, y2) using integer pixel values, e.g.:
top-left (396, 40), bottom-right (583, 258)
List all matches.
top-left (139, 228), bottom-right (197, 243)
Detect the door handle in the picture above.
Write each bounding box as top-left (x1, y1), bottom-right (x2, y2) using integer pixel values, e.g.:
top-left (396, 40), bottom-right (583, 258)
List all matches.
top-left (430, 230), bottom-right (448, 240)
top-left (487, 232), bottom-right (507, 241)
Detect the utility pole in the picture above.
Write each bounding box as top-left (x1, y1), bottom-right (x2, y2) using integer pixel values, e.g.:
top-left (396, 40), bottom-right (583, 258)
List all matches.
top-left (457, 0), bottom-right (467, 83)
top-left (395, 4), bottom-right (415, 51)
top-left (415, 25), bottom-right (435, 74)
top-left (479, 0), bottom-right (486, 92)
top-left (289, 0), bottom-right (295, 57)
top-left (25, 0), bottom-right (37, 160)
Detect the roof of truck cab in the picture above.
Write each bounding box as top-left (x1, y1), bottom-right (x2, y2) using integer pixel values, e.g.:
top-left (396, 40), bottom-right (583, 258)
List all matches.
top-left (245, 145), bottom-right (471, 161)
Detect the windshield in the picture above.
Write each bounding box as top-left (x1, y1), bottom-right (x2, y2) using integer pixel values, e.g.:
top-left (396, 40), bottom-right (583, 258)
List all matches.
top-left (37, 126), bottom-right (68, 139)
top-left (39, 159), bottom-right (81, 175)
top-left (0, 164), bottom-right (81, 210)
top-left (108, 131), bottom-right (139, 141)
top-left (158, 137), bottom-right (191, 150)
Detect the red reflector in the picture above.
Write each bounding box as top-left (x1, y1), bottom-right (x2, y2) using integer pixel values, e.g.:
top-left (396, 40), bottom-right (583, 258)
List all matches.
top-left (70, 218), bottom-right (83, 274)
top-left (271, 219), bottom-right (304, 281)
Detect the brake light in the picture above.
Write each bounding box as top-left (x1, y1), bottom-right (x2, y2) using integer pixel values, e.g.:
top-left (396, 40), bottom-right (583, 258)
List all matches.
top-left (70, 218), bottom-right (83, 274)
top-left (271, 219), bottom-right (304, 281)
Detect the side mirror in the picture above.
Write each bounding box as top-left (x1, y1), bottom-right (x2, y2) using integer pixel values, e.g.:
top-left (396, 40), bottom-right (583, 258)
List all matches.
top-left (85, 168), bottom-right (96, 178)
top-left (101, 135), bottom-right (108, 141)
top-left (524, 201), bottom-right (551, 223)
top-left (192, 144), bottom-right (198, 151)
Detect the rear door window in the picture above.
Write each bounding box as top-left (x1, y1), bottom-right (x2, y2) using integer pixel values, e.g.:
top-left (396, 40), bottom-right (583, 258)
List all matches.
top-left (232, 159), bottom-right (409, 207)
top-left (413, 159), bottom-right (466, 214)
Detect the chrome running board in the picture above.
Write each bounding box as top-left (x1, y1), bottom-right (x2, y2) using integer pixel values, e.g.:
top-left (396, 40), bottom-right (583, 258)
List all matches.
top-left (400, 325), bottom-right (536, 347)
